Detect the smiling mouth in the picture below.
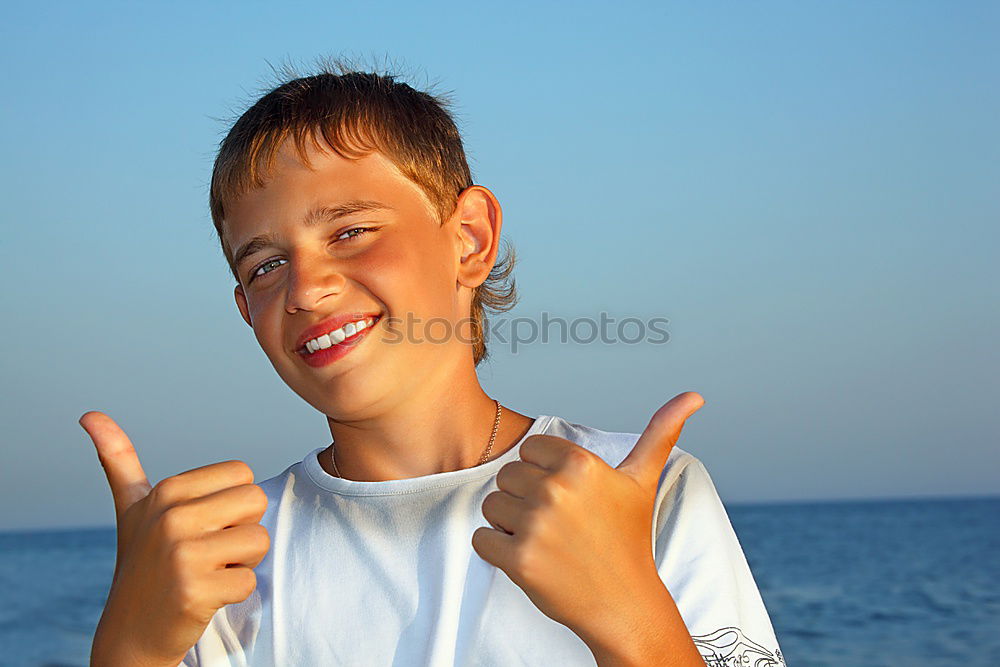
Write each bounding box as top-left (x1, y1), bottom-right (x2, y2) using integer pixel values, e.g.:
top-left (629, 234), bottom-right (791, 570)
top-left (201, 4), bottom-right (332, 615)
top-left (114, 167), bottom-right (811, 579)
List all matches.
top-left (298, 314), bottom-right (382, 355)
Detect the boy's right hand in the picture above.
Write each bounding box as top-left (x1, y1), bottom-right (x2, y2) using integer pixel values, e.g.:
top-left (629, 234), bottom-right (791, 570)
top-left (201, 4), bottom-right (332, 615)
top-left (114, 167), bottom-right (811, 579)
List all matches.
top-left (79, 411), bottom-right (270, 667)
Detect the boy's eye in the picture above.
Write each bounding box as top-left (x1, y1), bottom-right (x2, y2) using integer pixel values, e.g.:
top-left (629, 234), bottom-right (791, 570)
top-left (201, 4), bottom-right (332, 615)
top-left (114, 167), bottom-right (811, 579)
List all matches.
top-left (251, 258), bottom-right (286, 281)
top-left (336, 226), bottom-right (375, 241)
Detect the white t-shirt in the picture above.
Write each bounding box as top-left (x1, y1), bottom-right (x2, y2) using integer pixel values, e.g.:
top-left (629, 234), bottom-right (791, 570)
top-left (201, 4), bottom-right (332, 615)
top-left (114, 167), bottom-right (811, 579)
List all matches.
top-left (182, 415), bottom-right (786, 666)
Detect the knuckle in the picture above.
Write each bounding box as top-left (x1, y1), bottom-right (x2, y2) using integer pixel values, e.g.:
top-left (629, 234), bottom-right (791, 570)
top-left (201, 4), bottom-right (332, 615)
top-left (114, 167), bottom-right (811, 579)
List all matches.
top-left (176, 585), bottom-right (202, 619)
top-left (521, 506), bottom-right (547, 538)
top-left (653, 412), bottom-right (672, 430)
top-left (531, 480), bottom-right (561, 507)
top-left (167, 538), bottom-right (197, 572)
top-left (649, 412), bottom-right (680, 439)
top-left (150, 477), bottom-right (181, 507)
top-left (511, 545), bottom-right (536, 582)
top-left (175, 580), bottom-right (213, 625)
top-left (565, 448), bottom-right (593, 473)
top-left (159, 504), bottom-right (189, 537)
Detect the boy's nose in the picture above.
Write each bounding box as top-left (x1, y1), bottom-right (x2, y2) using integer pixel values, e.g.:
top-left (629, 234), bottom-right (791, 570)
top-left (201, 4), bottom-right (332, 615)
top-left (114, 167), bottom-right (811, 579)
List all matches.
top-left (284, 256), bottom-right (348, 314)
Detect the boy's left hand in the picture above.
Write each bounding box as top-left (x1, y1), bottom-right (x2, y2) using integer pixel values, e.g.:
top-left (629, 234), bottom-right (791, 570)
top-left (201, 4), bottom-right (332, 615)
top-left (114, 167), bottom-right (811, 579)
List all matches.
top-left (472, 391), bottom-right (705, 636)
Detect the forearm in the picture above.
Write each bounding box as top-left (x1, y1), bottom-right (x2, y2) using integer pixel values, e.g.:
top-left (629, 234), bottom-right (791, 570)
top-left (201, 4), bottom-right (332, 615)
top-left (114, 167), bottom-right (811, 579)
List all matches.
top-left (576, 581), bottom-right (705, 667)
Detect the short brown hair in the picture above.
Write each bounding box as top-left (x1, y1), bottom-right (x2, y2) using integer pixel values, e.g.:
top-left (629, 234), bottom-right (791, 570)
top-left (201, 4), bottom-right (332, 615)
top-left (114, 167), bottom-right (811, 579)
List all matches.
top-left (208, 57), bottom-right (517, 366)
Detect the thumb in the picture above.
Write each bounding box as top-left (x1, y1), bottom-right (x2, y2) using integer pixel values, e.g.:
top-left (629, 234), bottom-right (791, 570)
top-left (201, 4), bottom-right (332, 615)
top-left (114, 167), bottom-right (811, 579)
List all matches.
top-left (616, 392), bottom-right (705, 489)
top-left (79, 411), bottom-right (153, 523)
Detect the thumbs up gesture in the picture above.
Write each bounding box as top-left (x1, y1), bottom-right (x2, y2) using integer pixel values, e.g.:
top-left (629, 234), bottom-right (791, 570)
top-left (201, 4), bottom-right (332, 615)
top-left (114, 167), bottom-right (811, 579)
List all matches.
top-left (79, 411), bottom-right (270, 667)
top-left (472, 392), bottom-right (706, 663)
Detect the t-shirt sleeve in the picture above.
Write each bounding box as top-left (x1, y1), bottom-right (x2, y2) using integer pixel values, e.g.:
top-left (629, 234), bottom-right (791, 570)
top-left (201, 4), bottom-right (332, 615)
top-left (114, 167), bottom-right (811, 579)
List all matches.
top-left (652, 456), bottom-right (787, 667)
top-left (177, 606), bottom-right (253, 667)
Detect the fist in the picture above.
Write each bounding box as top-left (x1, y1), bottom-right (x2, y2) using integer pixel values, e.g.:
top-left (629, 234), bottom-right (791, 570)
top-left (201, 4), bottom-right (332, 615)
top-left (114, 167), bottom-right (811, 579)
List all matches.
top-left (79, 411), bottom-right (270, 666)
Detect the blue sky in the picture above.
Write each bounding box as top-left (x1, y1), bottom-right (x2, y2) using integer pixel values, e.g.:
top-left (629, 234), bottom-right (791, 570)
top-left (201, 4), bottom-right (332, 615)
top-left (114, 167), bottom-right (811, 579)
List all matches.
top-left (1, 1), bottom-right (997, 531)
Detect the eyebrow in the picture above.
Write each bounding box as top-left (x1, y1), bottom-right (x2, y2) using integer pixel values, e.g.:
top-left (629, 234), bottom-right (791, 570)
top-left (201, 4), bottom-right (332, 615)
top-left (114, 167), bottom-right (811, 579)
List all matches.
top-left (232, 199), bottom-right (391, 272)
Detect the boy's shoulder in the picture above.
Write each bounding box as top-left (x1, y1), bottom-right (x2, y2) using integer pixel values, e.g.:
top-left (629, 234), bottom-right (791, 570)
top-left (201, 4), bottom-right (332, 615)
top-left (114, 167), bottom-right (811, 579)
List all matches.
top-left (255, 460), bottom-right (300, 500)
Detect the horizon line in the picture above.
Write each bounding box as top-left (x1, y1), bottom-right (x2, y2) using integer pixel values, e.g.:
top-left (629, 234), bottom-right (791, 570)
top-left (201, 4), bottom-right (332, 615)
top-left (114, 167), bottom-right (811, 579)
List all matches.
top-left (2, 492), bottom-right (998, 536)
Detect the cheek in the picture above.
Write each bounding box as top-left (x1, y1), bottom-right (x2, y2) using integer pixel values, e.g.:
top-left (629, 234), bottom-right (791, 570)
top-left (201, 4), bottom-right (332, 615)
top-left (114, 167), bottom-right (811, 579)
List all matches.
top-left (243, 292), bottom-right (283, 346)
top-left (361, 241), bottom-right (451, 307)
top-left (247, 294), bottom-right (271, 323)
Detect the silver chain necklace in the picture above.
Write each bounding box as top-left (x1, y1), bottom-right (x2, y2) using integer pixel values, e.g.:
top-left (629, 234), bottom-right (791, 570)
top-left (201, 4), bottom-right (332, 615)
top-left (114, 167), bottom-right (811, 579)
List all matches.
top-left (329, 399), bottom-right (503, 479)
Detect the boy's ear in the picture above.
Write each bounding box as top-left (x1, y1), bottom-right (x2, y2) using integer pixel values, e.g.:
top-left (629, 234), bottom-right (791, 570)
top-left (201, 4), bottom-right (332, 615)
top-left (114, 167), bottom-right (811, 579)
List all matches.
top-left (234, 284), bottom-right (253, 327)
top-left (454, 185), bottom-right (502, 289)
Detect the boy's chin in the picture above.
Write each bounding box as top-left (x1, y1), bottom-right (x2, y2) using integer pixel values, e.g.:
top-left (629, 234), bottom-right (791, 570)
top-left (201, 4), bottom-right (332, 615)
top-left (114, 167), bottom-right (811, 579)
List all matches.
top-left (292, 362), bottom-right (392, 421)
top-left (297, 382), bottom-right (383, 421)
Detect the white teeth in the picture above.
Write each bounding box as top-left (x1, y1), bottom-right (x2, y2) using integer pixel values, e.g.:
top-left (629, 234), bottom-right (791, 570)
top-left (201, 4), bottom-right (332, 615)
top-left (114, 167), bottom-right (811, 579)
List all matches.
top-left (303, 317), bottom-right (376, 354)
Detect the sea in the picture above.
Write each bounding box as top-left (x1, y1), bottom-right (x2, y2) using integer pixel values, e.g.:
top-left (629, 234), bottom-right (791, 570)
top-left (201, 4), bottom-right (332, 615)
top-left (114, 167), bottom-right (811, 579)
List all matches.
top-left (1, 495), bottom-right (997, 667)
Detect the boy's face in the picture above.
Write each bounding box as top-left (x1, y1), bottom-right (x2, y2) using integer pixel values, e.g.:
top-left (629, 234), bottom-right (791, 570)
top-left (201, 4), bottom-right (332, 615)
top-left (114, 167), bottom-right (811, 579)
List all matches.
top-left (225, 138), bottom-right (494, 419)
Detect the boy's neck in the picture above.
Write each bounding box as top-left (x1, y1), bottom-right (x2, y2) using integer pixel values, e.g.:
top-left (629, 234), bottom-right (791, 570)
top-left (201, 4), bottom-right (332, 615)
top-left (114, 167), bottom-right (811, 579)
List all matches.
top-left (318, 366), bottom-right (535, 482)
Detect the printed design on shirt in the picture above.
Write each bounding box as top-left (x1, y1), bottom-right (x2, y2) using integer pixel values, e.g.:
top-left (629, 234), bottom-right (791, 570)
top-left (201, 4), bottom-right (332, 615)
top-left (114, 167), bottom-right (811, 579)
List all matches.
top-left (691, 626), bottom-right (785, 667)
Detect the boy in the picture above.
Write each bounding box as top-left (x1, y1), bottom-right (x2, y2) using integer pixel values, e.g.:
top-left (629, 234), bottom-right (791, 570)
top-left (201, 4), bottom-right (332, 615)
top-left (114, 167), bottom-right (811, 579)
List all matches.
top-left (80, 61), bottom-right (785, 666)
